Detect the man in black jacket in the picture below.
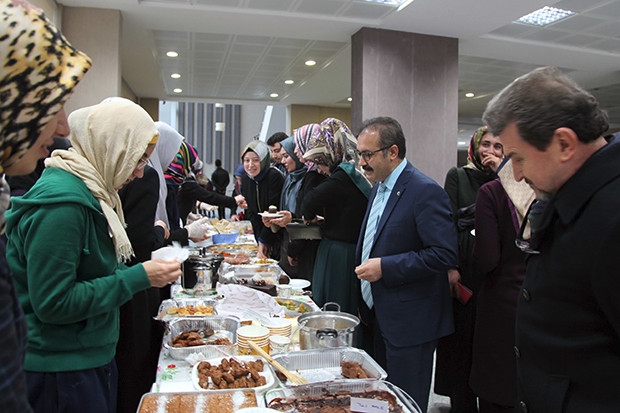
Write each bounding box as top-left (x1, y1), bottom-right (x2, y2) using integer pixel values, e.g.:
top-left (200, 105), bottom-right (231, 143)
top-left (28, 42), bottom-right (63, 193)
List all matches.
top-left (211, 159), bottom-right (230, 219)
top-left (483, 66), bottom-right (620, 413)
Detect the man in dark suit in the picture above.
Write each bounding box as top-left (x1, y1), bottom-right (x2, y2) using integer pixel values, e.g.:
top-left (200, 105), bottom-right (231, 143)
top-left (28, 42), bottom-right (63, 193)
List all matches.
top-left (355, 117), bottom-right (458, 412)
top-left (483, 66), bottom-right (620, 413)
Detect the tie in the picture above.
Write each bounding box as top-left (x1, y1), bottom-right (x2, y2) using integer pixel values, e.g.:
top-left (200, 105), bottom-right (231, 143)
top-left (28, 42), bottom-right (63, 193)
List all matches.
top-left (360, 183), bottom-right (387, 308)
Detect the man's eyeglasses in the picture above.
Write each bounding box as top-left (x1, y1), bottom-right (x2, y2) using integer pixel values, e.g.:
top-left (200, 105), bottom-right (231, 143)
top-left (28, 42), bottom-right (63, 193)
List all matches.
top-left (355, 145), bottom-right (391, 162)
top-left (515, 200), bottom-right (540, 255)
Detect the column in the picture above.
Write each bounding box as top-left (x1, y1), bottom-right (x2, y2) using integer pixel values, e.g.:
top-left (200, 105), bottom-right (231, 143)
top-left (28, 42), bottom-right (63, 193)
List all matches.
top-left (351, 28), bottom-right (458, 184)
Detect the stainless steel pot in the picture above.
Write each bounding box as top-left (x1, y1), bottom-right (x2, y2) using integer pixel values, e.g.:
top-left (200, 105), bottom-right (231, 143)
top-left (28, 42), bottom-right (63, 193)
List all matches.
top-left (181, 252), bottom-right (224, 293)
top-left (297, 302), bottom-right (360, 350)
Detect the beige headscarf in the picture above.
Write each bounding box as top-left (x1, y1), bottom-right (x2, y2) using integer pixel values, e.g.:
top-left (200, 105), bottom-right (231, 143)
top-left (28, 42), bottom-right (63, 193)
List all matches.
top-left (498, 159), bottom-right (536, 239)
top-left (46, 98), bottom-right (158, 262)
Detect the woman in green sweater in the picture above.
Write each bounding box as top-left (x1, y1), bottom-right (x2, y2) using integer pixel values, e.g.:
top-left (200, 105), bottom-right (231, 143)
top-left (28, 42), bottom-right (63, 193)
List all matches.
top-left (5, 98), bottom-right (182, 413)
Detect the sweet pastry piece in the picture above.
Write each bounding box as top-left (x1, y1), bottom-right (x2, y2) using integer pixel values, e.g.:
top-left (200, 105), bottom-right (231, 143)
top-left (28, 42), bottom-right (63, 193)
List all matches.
top-left (138, 391), bottom-right (257, 413)
top-left (196, 358), bottom-right (267, 390)
top-left (341, 361), bottom-right (370, 379)
top-left (268, 390), bottom-right (404, 413)
top-left (268, 205), bottom-right (278, 214)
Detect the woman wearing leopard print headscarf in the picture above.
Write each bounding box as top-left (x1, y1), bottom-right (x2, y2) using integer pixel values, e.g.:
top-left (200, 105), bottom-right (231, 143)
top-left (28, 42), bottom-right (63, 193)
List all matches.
top-left (0, 1), bottom-right (91, 412)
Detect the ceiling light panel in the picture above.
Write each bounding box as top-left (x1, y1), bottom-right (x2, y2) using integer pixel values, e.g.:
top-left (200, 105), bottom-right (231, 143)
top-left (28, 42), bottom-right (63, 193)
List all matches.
top-left (516, 6), bottom-right (575, 26)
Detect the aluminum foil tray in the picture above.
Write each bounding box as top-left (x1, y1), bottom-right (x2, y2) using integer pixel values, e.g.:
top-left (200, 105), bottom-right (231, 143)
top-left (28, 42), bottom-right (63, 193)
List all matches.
top-left (137, 390), bottom-right (260, 413)
top-left (271, 347), bottom-right (386, 386)
top-left (264, 380), bottom-right (422, 413)
top-left (156, 298), bottom-right (218, 322)
top-left (164, 316), bottom-right (239, 360)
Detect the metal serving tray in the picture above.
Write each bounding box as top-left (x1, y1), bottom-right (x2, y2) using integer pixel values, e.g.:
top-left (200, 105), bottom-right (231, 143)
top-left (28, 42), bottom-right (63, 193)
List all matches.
top-left (156, 298), bottom-right (218, 322)
top-left (264, 379), bottom-right (422, 413)
top-left (136, 390), bottom-right (260, 413)
top-left (271, 347), bottom-right (386, 386)
top-left (163, 316), bottom-right (239, 360)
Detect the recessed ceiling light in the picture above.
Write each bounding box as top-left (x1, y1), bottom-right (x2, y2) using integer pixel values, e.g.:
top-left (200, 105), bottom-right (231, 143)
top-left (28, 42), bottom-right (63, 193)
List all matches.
top-left (516, 6), bottom-right (575, 26)
top-left (305, 60), bottom-right (316, 66)
top-left (166, 51), bottom-right (178, 58)
top-left (347, 97), bottom-right (352, 102)
top-left (270, 93), bottom-right (279, 98)
top-left (284, 79), bottom-right (294, 85)
top-left (363, 0), bottom-right (410, 5)
top-left (465, 92), bottom-right (475, 98)
top-left (171, 73), bottom-right (181, 79)
top-left (173, 88), bottom-right (182, 93)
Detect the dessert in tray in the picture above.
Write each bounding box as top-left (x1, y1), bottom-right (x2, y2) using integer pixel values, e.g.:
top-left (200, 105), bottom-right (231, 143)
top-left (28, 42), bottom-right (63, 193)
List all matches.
top-left (137, 391), bottom-right (257, 413)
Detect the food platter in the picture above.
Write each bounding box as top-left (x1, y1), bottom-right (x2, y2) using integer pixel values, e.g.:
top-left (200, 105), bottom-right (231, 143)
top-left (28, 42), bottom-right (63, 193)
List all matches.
top-left (191, 356), bottom-right (276, 392)
top-left (274, 298), bottom-right (313, 316)
top-left (271, 347), bottom-right (387, 387)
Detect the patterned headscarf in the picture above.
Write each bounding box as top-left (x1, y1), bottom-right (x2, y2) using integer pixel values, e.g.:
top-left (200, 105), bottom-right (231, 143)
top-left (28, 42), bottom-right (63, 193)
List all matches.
top-left (0, 0), bottom-right (91, 173)
top-left (293, 123), bottom-right (320, 157)
top-left (46, 98), bottom-right (159, 262)
top-left (465, 126), bottom-right (490, 172)
top-left (302, 118), bottom-right (357, 170)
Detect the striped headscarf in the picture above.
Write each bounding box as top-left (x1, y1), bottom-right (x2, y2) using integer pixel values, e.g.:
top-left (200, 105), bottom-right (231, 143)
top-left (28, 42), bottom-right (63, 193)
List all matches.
top-left (293, 123), bottom-right (320, 157)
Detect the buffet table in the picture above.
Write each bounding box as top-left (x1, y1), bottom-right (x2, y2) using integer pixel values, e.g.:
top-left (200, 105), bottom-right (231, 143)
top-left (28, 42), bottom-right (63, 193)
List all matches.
top-left (153, 283), bottom-right (319, 393)
top-left (141, 221), bottom-right (422, 412)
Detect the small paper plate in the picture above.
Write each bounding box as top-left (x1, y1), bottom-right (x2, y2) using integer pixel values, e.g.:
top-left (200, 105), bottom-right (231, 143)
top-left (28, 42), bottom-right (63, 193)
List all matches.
top-left (258, 212), bottom-right (284, 218)
top-left (288, 279), bottom-right (311, 290)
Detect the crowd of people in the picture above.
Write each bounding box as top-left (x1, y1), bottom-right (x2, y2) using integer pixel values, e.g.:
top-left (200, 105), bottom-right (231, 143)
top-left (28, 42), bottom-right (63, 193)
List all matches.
top-left (1, 2), bottom-right (619, 413)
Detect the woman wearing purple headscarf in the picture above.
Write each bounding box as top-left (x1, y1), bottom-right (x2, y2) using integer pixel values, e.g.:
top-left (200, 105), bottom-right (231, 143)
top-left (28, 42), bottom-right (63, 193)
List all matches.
top-left (300, 118), bottom-right (371, 315)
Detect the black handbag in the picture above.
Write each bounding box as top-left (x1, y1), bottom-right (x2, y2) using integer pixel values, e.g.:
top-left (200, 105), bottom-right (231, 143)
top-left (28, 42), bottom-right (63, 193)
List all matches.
top-left (286, 220), bottom-right (323, 240)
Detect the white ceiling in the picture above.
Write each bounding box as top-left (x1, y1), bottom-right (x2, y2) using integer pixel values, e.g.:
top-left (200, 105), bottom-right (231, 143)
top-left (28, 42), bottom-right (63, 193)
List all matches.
top-left (58, 0), bottom-right (620, 129)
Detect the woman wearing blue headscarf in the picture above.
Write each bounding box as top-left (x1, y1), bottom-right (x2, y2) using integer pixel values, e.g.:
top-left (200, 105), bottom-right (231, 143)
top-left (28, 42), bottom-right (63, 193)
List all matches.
top-left (264, 135), bottom-right (326, 280)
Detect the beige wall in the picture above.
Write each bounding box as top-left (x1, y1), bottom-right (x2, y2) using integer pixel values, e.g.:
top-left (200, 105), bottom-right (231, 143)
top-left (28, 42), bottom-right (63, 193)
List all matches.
top-left (61, 7), bottom-right (122, 114)
top-left (139, 98), bottom-right (160, 121)
top-left (290, 105), bottom-right (351, 132)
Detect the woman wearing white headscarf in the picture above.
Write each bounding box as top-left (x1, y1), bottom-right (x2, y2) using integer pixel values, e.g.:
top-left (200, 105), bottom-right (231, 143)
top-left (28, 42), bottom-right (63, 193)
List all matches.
top-left (0, 1), bottom-right (91, 411)
top-left (5, 98), bottom-right (181, 413)
top-left (239, 140), bottom-right (285, 258)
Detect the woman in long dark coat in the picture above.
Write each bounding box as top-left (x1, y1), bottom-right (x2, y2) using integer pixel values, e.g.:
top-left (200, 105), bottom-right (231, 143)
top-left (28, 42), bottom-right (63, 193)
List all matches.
top-left (469, 160), bottom-right (535, 413)
top-left (434, 126), bottom-right (503, 412)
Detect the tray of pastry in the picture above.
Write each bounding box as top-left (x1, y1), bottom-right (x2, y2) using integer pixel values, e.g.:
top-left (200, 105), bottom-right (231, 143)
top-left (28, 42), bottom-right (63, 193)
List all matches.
top-left (264, 379), bottom-right (422, 413)
top-left (137, 390), bottom-right (260, 413)
top-left (270, 347), bottom-right (386, 386)
top-left (163, 316), bottom-right (239, 360)
top-left (156, 298), bottom-right (218, 321)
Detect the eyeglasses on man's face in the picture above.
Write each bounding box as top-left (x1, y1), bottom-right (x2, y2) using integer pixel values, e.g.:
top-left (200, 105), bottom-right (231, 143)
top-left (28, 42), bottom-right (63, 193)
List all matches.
top-left (355, 145), bottom-right (391, 162)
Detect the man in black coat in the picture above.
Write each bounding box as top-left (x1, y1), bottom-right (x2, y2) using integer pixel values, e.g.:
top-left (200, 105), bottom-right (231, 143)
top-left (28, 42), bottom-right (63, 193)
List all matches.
top-left (211, 159), bottom-right (230, 219)
top-left (483, 66), bottom-right (620, 413)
